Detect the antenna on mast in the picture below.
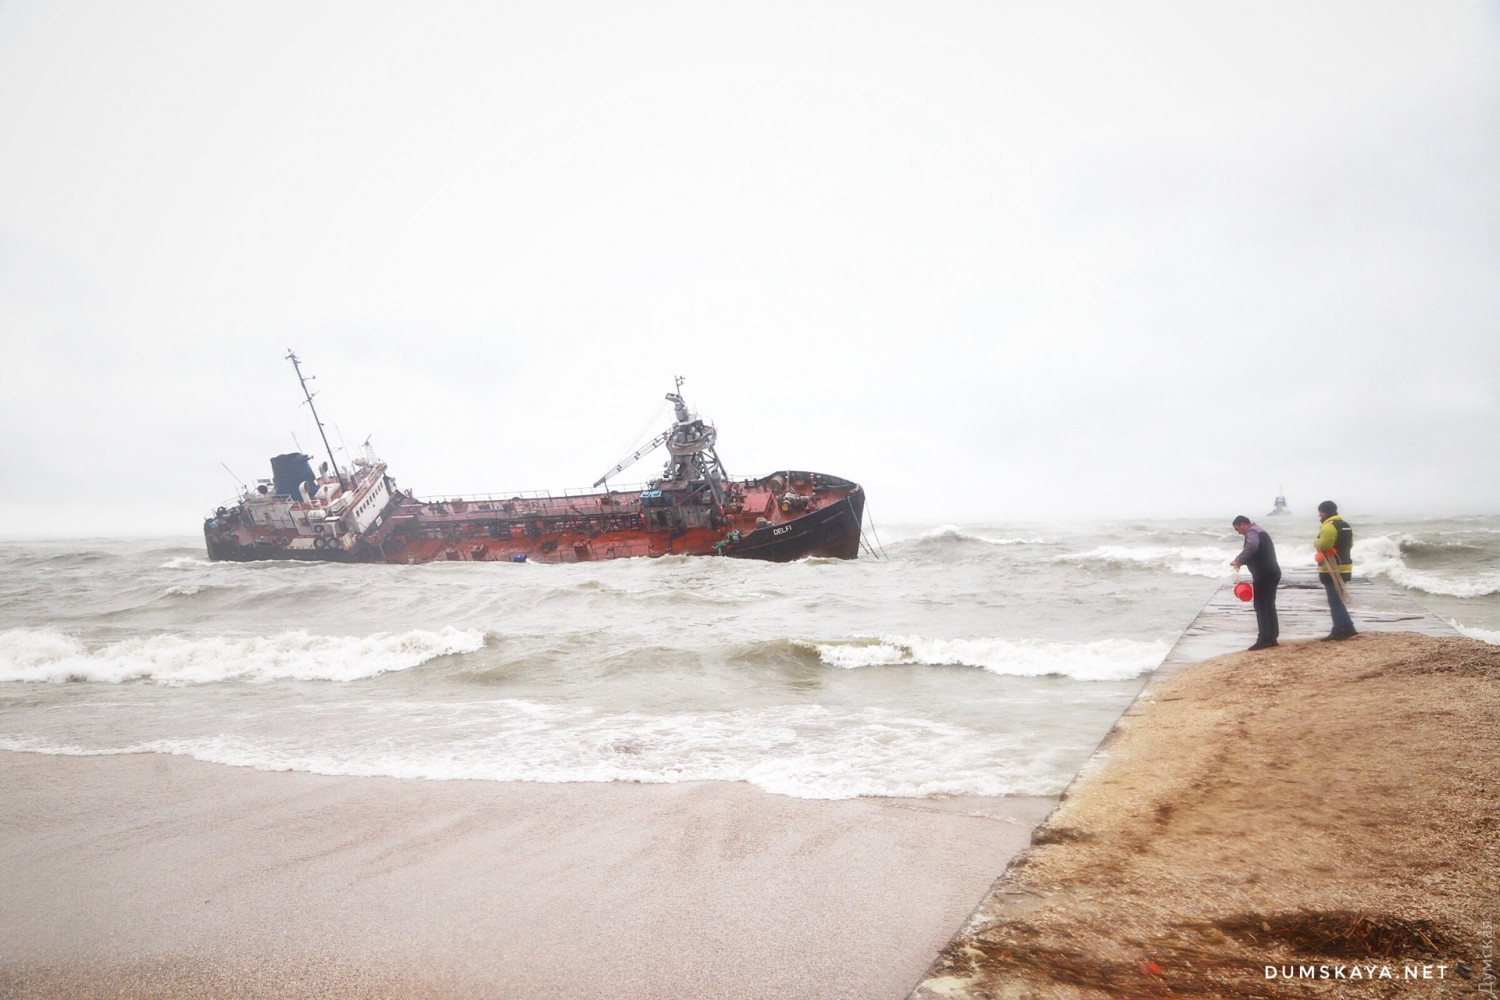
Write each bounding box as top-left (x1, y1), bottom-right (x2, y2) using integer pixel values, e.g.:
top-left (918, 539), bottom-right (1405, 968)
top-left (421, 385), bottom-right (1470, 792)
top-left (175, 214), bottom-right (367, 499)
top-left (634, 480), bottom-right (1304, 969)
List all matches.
top-left (220, 462), bottom-right (247, 492)
top-left (285, 350), bottom-right (346, 489)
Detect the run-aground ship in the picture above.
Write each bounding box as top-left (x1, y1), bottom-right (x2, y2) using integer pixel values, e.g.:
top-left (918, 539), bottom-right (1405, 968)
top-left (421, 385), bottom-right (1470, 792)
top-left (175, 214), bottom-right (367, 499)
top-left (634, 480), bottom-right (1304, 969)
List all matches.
top-left (203, 354), bottom-right (866, 564)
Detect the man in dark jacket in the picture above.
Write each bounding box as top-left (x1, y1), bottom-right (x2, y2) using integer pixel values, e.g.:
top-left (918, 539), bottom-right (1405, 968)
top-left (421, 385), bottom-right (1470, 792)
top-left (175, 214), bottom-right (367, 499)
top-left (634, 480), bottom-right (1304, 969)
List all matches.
top-left (1231, 515), bottom-right (1281, 650)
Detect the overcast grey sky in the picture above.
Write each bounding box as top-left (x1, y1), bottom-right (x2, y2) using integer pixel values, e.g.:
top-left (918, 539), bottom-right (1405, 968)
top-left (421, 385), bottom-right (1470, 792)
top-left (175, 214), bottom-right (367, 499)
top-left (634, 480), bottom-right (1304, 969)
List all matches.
top-left (2, 1), bottom-right (1497, 537)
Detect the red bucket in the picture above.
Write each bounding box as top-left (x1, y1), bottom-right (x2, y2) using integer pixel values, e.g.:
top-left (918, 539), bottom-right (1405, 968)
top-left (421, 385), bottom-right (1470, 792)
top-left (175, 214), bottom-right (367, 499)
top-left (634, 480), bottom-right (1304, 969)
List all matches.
top-left (1233, 581), bottom-right (1253, 602)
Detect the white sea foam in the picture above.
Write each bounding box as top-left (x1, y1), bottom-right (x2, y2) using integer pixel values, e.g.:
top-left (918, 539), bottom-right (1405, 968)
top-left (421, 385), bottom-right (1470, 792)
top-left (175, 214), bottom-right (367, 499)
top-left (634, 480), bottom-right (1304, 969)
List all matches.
top-left (1448, 620), bottom-right (1500, 645)
top-left (0, 627), bottom-right (486, 684)
top-left (1060, 544), bottom-right (1230, 579)
top-left (0, 702), bottom-right (1073, 799)
top-left (801, 635), bottom-right (1167, 681)
top-left (0, 735), bottom-right (109, 756)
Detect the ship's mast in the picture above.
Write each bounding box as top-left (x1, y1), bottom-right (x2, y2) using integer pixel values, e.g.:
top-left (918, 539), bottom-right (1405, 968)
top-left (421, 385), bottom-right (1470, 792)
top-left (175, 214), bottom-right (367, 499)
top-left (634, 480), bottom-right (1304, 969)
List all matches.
top-left (285, 350), bottom-right (345, 490)
top-left (662, 376), bottom-right (728, 505)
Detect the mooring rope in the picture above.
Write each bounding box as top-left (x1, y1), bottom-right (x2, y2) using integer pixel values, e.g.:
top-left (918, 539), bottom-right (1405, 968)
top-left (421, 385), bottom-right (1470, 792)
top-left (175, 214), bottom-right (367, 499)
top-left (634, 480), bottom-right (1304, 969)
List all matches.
top-left (857, 499), bottom-right (889, 560)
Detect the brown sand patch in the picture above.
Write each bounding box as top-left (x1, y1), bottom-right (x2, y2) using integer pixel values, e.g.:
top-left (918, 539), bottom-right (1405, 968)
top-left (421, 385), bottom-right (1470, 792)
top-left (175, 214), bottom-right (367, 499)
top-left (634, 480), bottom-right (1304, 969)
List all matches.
top-left (916, 633), bottom-right (1500, 999)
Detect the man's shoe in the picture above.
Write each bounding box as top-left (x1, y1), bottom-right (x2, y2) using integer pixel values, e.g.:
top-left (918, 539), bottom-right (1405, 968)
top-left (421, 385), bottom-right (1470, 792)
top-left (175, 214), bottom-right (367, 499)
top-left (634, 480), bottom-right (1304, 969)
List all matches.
top-left (1322, 631), bottom-right (1357, 641)
top-left (1247, 640), bottom-right (1278, 651)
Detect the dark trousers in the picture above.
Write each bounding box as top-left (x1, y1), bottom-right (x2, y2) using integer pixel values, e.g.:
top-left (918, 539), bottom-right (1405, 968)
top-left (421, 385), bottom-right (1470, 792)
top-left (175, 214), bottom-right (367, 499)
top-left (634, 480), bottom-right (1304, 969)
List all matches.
top-left (1321, 572), bottom-right (1356, 635)
top-left (1252, 573), bottom-right (1280, 643)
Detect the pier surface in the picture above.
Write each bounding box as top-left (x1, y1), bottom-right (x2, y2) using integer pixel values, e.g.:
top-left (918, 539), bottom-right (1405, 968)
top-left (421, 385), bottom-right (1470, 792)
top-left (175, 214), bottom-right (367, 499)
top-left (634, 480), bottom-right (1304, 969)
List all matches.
top-left (1158, 569), bottom-right (1458, 672)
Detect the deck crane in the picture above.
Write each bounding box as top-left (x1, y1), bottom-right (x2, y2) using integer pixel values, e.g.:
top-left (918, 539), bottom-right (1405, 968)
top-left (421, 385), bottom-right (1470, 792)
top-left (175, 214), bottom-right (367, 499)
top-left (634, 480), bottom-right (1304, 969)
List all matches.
top-left (594, 430), bottom-right (670, 488)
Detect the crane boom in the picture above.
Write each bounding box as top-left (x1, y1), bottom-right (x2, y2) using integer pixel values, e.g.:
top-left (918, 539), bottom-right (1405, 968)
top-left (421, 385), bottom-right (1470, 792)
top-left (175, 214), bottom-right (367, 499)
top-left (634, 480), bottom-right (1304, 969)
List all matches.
top-left (593, 430), bottom-right (670, 487)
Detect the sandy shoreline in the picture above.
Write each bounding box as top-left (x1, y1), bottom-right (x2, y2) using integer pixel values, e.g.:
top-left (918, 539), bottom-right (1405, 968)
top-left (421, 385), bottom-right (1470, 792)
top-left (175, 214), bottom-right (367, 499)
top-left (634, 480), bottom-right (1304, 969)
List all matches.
top-left (0, 753), bottom-right (1053, 999)
top-left (913, 632), bottom-right (1500, 999)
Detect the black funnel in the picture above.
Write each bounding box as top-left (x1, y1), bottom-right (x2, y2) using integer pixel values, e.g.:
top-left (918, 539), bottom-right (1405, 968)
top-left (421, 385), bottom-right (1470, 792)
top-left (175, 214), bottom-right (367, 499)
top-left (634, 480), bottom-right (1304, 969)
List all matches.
top-left (270, 453), bottom-right (316, 500)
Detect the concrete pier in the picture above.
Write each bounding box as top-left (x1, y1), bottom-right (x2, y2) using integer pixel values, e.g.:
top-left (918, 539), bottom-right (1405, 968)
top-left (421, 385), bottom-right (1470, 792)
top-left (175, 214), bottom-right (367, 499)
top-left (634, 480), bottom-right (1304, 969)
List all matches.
top-left (906, 575), bottom-right (1463, 1000)
top-left (1158, 570), bottom-right (1458, 675)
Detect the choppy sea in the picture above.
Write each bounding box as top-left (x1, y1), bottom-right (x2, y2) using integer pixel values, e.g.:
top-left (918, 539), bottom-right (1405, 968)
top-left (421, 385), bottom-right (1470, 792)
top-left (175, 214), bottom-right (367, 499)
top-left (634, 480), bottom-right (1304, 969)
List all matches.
top-left (3, 515), bottom-right (1497, 800)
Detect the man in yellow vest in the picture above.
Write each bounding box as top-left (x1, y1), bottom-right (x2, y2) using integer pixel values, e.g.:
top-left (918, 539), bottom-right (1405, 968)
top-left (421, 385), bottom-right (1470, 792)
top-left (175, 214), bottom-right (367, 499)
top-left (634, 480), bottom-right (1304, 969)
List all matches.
top-left (1314, 500), bottom-right (1356, 640)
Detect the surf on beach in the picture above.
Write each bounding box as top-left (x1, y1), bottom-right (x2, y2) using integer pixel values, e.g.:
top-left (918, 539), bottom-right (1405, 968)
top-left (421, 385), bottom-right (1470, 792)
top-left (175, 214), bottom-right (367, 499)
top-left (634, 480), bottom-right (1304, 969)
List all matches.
top-left (4, 517), bottom-right (1494, 800)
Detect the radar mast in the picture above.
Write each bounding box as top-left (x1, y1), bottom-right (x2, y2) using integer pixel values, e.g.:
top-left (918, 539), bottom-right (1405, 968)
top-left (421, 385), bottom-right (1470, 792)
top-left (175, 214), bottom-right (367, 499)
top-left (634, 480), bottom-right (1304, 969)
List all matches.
top-left (285, 350), bottom-right (345, 490)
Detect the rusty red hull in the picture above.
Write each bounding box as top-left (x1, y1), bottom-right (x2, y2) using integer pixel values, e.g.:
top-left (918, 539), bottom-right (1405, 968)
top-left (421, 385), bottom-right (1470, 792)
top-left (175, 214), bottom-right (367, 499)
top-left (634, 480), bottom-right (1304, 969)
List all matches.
top-left (205, 471), bottom-right (864, 564)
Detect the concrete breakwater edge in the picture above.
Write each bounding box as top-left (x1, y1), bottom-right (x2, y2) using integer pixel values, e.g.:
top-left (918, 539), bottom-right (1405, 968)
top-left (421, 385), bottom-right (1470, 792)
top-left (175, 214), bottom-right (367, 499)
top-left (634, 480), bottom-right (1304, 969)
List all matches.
top-left (910, 575), bottom-right (1497, 999)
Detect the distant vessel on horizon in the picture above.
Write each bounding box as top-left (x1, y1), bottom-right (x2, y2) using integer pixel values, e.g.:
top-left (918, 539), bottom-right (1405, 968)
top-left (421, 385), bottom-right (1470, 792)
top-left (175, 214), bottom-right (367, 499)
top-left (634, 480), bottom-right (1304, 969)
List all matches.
top-left (203, 353), bottom-right (866, 564)
top-left (1268, 488), bottom-right (1289, 516)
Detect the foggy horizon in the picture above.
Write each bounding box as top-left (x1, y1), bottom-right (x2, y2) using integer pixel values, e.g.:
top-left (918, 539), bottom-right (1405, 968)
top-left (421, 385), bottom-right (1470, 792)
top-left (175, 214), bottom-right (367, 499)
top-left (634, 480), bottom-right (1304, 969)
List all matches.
top-left (3, 2), bottom-right (1498, 538)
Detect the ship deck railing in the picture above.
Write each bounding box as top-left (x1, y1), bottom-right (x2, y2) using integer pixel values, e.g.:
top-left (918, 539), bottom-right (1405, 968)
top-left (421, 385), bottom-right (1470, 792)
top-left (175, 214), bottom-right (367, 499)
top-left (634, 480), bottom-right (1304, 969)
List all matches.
top-left (411, 482), bottom-right (657, 504)
top-left (412, 472), bottom-right (798, 507)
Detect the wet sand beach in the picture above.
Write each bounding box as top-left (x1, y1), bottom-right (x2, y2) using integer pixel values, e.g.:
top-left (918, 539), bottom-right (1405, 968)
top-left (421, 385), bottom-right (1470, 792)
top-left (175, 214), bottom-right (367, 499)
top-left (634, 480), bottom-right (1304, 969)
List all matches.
top-left (0, 753), bottom-right (1053, 1000)
top-left (913, 631), bottom-right (1500, 999)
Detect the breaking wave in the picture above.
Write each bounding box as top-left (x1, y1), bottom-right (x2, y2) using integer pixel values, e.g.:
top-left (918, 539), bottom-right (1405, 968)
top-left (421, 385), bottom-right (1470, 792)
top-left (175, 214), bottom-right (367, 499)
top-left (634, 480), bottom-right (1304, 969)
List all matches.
top-left (0, 627), bottom-right (488, 684)
top-left (1358, 534), bottom-right (1500, 598)
top-left (1448, 621), bottom-right (1500, 645)
top-left (891, 524), bottom-right (1047, 555)
top-left (0, 701), bottom-right (1077, 799)
top-left (798, 635), bottom-right (1168, 681)
top-left (1059, 544), bottom-right (1231, 579)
